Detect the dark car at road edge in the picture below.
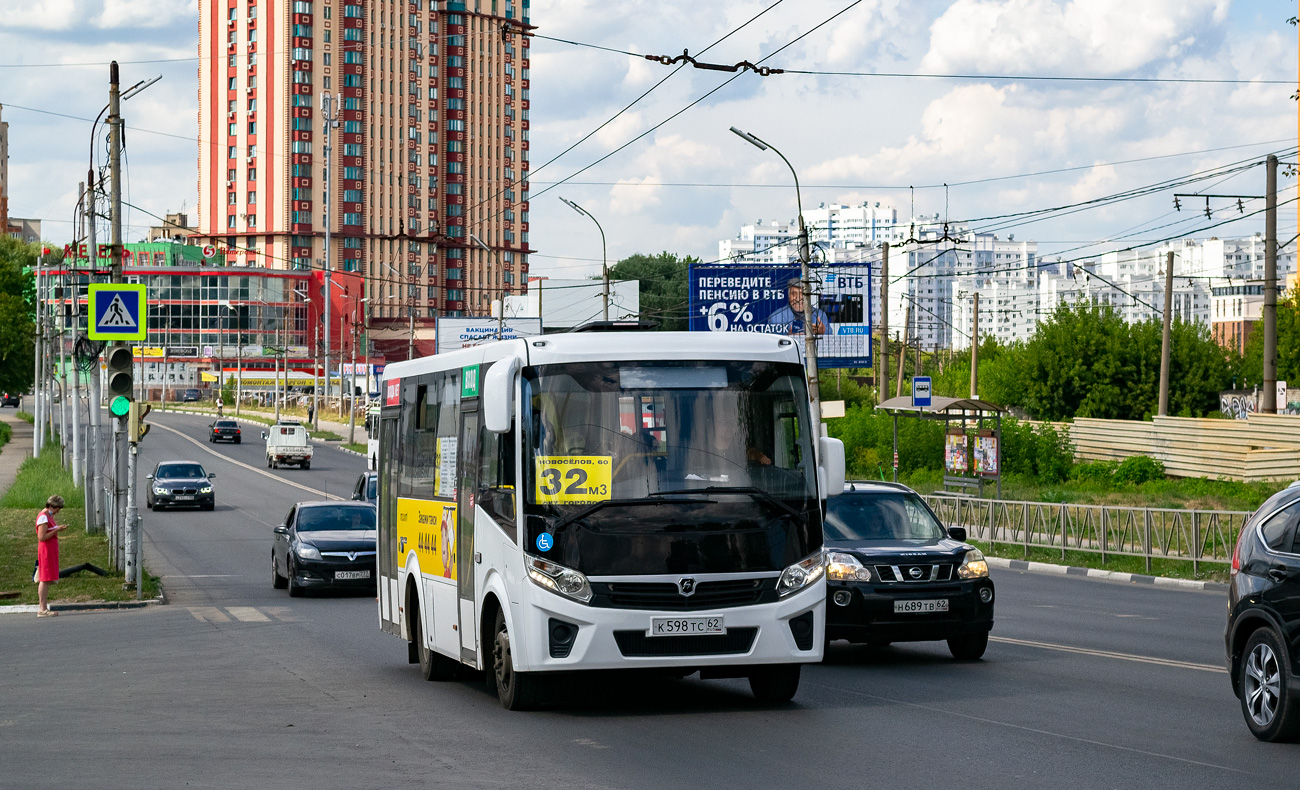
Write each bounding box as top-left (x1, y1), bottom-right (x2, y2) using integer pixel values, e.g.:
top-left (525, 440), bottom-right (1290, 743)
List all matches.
top-left (1226, 484), bottom-right (1300, 741)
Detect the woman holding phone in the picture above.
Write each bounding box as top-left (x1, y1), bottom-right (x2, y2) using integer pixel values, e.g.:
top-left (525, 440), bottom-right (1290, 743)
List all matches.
top-left (36, 495), bottom-right (67, 617)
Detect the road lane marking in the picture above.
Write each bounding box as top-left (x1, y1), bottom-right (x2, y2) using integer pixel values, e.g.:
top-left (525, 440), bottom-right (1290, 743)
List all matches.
top-left (226, 606), bottom-right (271, 622)
top-left (989, 635), bottom-right (1226, 673)
top-left (188, 607), bottom-right (230, 623)
top-left (153, 421), bottom-right (340, 500)
top-left (263, 606), bottom-right (297, 622)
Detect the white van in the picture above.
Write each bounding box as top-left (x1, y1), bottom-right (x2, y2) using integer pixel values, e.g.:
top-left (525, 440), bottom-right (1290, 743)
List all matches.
top-left (262, 422), bottom-right (314, 469)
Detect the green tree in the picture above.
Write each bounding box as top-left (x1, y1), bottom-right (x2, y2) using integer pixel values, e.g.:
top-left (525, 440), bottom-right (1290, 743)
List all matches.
top-left (606, 251), bottom-right (695, 331)
top-left (0, 237), bottom-right (38, 394)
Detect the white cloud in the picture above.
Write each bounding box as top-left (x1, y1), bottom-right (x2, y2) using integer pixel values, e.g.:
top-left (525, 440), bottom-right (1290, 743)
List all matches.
top-left (95, 0), bottom-right (191, 29)
top-left (4, 0), bottom-right (80, 31)
top-left (608, 175), bottom-right (663, 215)
top-left (921, 0), bottom-right (1229, 76)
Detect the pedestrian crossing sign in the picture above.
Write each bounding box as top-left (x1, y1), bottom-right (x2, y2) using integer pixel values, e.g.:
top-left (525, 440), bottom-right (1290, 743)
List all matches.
top-left (88, 283), bottom-right (148, 341)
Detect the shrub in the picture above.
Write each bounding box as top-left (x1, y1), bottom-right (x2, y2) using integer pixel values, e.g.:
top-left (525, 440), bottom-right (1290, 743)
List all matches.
top-left (1069, 459), bottom-right (1119, 483)
top-left (1113, 455), bottom-right (1166, 486)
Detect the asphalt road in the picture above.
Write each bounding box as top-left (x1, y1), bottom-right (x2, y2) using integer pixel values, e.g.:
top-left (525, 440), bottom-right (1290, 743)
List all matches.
top-left (1, 410), bottom-right (1291, 789)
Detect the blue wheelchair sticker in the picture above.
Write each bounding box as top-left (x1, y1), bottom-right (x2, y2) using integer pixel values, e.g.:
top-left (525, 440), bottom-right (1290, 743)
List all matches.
top-left (536, 532), bottom-right (553, 552)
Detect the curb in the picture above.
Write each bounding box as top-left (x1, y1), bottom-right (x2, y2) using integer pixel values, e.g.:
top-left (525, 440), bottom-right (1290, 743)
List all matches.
top-left (155, 407), bottom-right (361, 446)
top-left (0, 598), bottom-right (163, 616)
top-left (985, 556), bottom-right (1227, 592)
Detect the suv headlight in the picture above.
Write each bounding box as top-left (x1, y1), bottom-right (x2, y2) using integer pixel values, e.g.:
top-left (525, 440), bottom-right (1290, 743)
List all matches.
top-left (199, 486), bottom-right (213, 494)
top-left (527, 556), bottom-right (592, 603)
top-left (295, 543), bottom-right (322, 560)
top-left (957, 548), bottom-right (989, 579)
top-left (152, 487), bottom-right (167, 495)
top-left (826, 552), bottom-right (872, 582)
top-left (778, 553), bottom-right (825, 598)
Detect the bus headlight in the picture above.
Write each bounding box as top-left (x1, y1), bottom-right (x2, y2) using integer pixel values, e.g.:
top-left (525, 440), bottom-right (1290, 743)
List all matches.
top-left (527, 556), bottom-right (593, 604)
top-left (778, 553), bottom-right (825, 598)
top-left (957, 549), bottom-right (989, 579)
top-left (825, 552), bottom-right (871, 582)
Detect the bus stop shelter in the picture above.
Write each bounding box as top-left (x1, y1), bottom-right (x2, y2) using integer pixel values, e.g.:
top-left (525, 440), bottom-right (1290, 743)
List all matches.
top-left (875, 395), bottom-right (1006, 497)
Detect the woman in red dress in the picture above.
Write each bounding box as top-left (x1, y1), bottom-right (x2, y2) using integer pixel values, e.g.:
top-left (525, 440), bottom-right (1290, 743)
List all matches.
top-left (36, 495), bottom-right (67, 617)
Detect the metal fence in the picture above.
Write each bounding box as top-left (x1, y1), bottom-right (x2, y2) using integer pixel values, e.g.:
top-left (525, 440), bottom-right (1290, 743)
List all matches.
top-left (923, 494), bottom-right (1253, 574)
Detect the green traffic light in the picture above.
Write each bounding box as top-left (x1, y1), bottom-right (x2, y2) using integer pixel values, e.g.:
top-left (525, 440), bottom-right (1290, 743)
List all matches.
top-left (110, 395), bottom-right (131, 417)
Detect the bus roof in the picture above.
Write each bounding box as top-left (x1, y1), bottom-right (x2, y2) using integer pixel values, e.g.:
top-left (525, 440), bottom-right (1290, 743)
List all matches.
top-left (380, 331), bottom-right (802, 382)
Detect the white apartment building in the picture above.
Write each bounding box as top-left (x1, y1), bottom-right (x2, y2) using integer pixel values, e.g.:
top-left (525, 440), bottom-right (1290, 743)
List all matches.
top-left (718, 202), bottom-right (904, 264)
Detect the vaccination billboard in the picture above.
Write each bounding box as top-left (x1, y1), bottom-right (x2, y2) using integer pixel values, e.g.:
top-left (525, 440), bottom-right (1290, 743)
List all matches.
top-left (435, 317), bottom-right (543, 354)
top-left (688, 264), bottom-right (872, 368)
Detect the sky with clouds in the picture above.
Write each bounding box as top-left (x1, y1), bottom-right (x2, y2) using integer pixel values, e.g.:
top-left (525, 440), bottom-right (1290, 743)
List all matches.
top-left (1, 0), bottom-right (1295, 281)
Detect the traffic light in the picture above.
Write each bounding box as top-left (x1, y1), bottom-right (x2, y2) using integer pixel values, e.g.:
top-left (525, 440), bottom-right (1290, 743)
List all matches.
top-left (129, 402), bottom-right (152, 442)
top-left (105, 343), bottom-right (134, 397)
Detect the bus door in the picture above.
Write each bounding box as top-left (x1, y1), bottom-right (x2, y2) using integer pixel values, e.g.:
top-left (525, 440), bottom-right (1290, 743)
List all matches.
top-left (377, 414), bottom-right (400, 636)
top-left (456, 405), bottom-right (481, 662)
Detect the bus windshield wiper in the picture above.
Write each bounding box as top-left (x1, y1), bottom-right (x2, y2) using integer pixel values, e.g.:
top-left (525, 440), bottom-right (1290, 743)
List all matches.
top-left (547, 498), bottom-right (676, 537)
top-left (649, 486), bottom-right (803, 521)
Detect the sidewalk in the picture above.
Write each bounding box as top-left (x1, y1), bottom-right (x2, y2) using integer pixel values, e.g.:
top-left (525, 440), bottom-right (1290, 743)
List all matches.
top-left (0, 410), bottom-right (34, 500)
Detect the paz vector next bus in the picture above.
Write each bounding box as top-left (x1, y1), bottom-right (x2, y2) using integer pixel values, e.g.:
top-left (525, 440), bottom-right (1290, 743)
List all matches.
top-left (375, 329), bottom-right (845, 709)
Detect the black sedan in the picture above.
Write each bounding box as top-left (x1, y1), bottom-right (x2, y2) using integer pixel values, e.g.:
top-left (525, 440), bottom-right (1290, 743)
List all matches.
top-left (271, 501), bottom-right (377, 596)
top-left (209, 419), bottom-right (242, 443)
top-left (823, 481), bottom-right (994, 659)
top-left (146, 461), bottom-right (216, 511)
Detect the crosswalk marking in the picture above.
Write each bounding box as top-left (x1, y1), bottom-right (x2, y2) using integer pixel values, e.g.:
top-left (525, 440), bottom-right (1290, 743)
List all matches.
top-left (226, 606), bottom-right (270, 622)
top-left (187, 605), bottom-right (297, 623)
top-left (188, 607), bottom-right (230, 623)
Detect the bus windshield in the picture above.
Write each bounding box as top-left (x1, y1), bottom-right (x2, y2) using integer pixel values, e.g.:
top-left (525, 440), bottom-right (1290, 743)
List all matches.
top-left (522, 360), bottom-right (820, 575)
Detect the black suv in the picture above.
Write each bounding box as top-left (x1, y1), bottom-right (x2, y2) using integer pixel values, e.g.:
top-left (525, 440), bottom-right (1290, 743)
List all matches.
top-left (1, 392), bottom-right (20, 408)
top-left (823, 482), bottom-right (995, 659)
top-left (1226, 484), bottom-right (1300, 741)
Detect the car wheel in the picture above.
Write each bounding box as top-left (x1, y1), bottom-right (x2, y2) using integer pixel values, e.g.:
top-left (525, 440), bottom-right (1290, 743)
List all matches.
top-left (948, 633), bottom-right (989, 661)
top-left (287, 559), bottom-right (304, 597)
top-left (410, 595), bottom-right (456, 681)
top-left (202, 502), bottom-right (214, 512)
top-left (302, 461), bottom-right (310, 470)
top-left (235, 438), bottom-right (241, 444)
top-left (272, 459), bottom-right (279, 470)
top-left (748, 664), bottom-right (801, 703)
top-left (267, 457), bottom-right (272, 468)
top-left (145, 497), bottom-right (153, 510)
top-left (493, 608), bottom-right (543, 710)
top-left (271, 551), bottom-right (287, 589)
top-left (1241, 628), bottom-right (1300, 742)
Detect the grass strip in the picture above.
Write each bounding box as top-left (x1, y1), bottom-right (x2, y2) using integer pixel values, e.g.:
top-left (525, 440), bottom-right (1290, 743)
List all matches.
top-left (0, 421), bottom-right (11, 451)
top-left (973, 540), bottom-right (1230, 584)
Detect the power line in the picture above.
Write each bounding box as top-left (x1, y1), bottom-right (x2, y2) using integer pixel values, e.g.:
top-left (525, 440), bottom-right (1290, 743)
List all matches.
top-left (782, 68), bottom-right (1295, 86)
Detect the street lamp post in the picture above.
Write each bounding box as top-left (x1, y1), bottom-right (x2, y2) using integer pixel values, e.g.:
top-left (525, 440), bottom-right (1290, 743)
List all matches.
top-left (380, 261), bottom-right (414, 359)
top-left (559, 197), bottom-right (609, 321)
top-left (730, 126), bottom-right (821, 426)
top-left (470, 233), bottom-right (508, 338)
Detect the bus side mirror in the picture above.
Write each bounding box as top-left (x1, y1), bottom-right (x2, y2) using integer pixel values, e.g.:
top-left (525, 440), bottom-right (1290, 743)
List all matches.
top-left (818, 436), bottom-right (846, 497)
top-left (483, 356), bottom-right (520, 434)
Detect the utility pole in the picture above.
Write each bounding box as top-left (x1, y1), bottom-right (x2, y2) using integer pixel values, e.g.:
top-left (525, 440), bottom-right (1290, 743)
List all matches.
top-left (558, 197), bottom-right (608, 320)
top-left (879, 243), bottom-right (889, 404)
top-left (72, 183), bottom-right (85, 488)
top-left (58, 276), bottom-right (69, 466)
top-left (33, 255), bottom-right (43, 458)
top-left (970, 292), bottom-right (979, 399)
top-left (1262, 153), bottom-right (1279, 413)
top-left (86, 168), bottom-right (103, 534)
top-left (348, 315), bottom-right (357, 442)
top-left (895, 304), bottom-right (910, 399)
top-left (322, 90), bottom-right (336, 404)
top-left (1158, 251), bottom-right (1174, 417)
top-left (109, 61), bottom-right (137, 579)
top-left (313, 324), bottom-right (321, 430)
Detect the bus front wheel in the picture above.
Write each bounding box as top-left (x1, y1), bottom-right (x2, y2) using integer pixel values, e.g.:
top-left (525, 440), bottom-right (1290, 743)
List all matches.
top-left (748, 664), bottom-right (801, 704)
top-left (493, 608), bottom-right (543, 711)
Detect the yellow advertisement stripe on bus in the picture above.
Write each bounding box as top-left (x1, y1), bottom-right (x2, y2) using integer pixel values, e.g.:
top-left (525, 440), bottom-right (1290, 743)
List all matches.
top-left (396, 498), bottom-right (457, 580)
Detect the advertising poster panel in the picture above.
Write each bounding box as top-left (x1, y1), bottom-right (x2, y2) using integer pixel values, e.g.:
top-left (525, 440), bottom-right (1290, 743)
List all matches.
top-left (944, 431), bottom-right (968, 474)
top-left (688, 264), bottom-right (871, 368)
top-left (974, 433), bottom-right (1000, 476)
top-left (435, 317), bottom-right (543, 354)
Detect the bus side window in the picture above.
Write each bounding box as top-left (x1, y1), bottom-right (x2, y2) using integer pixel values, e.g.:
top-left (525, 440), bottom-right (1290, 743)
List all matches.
top-left (477, 423), bottom-right (517, 535)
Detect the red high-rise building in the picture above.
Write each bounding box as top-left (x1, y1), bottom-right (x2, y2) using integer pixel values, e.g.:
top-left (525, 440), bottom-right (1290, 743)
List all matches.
top-left (196, 0), bottom-right (532, 357)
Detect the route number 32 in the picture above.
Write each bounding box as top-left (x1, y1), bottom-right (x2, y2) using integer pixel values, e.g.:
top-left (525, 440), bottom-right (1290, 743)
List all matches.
top-left (534, 456), bottom-right (612, 504)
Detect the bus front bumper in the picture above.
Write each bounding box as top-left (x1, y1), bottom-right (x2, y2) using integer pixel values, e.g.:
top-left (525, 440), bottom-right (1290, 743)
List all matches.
top-left (512, 581), bottom-right (825, 672)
